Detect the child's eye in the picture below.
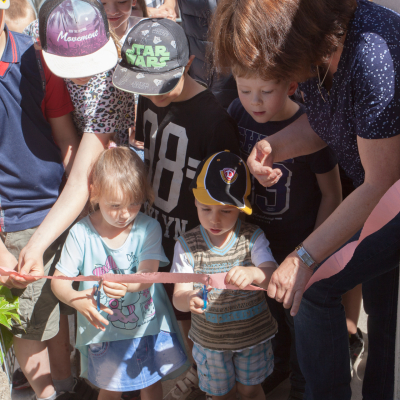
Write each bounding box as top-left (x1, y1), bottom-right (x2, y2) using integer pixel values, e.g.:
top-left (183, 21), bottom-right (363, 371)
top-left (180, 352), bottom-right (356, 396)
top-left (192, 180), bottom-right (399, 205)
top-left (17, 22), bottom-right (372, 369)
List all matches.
top-left (262, 90), bottom-right (273, 94)
top-left (111, 204), bottom-right (120, 208)
top-left (240, 90), bottom-right (250, 94)
top-left (221, 210), bottom-right (231, 214)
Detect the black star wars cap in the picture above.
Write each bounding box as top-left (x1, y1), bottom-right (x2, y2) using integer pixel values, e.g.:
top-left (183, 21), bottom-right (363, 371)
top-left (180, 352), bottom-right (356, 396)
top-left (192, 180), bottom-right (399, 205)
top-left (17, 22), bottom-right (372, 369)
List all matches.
top-left (190, 151), bottom-right (252, 215)
top-left (112, 18), bottom-right (189, 95)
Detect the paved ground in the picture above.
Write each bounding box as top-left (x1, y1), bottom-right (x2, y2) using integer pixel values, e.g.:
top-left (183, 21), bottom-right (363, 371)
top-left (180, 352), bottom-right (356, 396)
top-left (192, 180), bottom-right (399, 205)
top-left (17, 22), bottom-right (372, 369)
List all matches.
top-left (12, 308), bottom-right (368, 400)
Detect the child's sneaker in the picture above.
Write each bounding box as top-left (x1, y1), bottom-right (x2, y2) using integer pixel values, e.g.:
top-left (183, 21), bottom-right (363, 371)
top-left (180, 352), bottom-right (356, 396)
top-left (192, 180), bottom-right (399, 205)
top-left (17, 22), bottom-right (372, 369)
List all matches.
top-left (163, 366), bottom-right (205, 400)
top-left (56, 378), bottom-right (98, 400)
top-left (349, 328), bottom-right (365, 371)
top-left (12, 367), bottom-right (31, 390)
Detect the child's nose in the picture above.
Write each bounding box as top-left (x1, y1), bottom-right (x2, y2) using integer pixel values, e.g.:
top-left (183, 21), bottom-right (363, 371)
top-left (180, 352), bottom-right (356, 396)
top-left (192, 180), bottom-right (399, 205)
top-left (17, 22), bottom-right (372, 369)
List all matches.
top-left (250, 93), bottom-right (262, 106)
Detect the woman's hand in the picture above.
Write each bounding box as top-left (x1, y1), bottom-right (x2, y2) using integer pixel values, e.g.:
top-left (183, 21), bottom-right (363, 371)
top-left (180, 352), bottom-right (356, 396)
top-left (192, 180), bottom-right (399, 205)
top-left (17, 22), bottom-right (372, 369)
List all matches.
top-left (267, 251), bottom-right (314, 316)
top-left (247, 139), bottom-right (282, 187)
top-left (103, 281), bottom-right (128, 299)
top-left (72, 288), bottom-right (113, 331)
top-left (0, 247), bottom-right (18, 288)
top-left (225, 266), bottom-right (256, 289)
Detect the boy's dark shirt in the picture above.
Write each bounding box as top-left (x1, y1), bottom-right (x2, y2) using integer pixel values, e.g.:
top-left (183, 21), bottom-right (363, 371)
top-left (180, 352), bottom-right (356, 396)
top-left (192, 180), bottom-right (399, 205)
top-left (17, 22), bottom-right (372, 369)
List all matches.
top-left (228, 99), bottom-right (337, 262)
top-left (136, 89), bottom-right (240, 269)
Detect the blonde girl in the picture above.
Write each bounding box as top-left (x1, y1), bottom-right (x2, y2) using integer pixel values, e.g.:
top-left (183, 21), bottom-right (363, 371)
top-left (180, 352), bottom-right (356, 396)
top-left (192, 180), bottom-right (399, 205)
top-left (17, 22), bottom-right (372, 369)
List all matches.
top-left (51, 147), bottom-right (187, 400)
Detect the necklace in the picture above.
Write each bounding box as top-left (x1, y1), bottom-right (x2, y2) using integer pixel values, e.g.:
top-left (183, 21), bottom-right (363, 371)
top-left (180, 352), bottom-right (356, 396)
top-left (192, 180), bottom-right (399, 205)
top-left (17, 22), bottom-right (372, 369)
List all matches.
top-left (317, 55), bottom-right (333, 103)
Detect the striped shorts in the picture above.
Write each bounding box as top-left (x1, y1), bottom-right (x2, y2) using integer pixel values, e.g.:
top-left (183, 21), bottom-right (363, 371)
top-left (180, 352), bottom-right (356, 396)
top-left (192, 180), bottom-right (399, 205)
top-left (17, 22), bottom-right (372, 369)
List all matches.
top-left (192, 340), bottom-right (274, 396)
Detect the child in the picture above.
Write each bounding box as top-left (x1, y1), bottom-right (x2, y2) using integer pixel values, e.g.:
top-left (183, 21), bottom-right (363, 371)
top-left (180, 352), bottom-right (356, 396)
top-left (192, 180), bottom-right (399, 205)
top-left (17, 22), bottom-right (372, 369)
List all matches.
top-left (0, 0), bottom-right (88, 398)
top-left (112, 18), bottom-right (241, 398)
top-left (23, 0), bottom-right (138, 147)
top-left (51, 147), bottom-right (188, 400)
top-left (227, 74), bottom-right (341, 398)
top-left (171, 151), bottom-right (278, 400)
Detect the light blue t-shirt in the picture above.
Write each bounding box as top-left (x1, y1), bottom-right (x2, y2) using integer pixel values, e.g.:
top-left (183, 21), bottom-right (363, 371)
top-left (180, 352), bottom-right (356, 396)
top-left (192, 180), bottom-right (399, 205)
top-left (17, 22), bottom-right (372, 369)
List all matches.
top-left (56, 212), bottom-right (176, 376)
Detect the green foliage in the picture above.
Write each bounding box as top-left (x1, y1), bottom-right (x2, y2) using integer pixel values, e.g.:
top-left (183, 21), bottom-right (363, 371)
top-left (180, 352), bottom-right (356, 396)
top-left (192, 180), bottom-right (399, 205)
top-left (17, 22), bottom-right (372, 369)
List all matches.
top-left (0, 287), bottom-right (20, 364)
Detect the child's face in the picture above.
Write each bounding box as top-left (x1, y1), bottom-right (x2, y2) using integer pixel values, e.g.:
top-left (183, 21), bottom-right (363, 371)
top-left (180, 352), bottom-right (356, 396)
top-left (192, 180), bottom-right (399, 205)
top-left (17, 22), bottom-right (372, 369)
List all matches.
top-left (70, 76), bottom-right (93, 85)
top-left (142, 74), bottom-right (185, 107)
top-left (195, 199), bottom-right (240, 243)
top-left (101, 0), bottom-right (133, 35)
top-left (236, 76), bottom-right (297, 123)
top-left (98, 190), bottom-right (141, 229)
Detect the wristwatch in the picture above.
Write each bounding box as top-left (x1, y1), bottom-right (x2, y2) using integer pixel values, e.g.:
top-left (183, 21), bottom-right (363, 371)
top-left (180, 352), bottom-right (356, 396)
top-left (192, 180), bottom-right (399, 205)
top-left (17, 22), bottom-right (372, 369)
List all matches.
top-left (295, 243), bottom-right (318, 269)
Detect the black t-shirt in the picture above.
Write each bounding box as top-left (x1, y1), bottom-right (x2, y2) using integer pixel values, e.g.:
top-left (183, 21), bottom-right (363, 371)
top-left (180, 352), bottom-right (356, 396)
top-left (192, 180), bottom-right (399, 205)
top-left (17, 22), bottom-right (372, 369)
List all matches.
top-left (228, 99), bottom-right (337, 262)
top-left (299, 0), bottom-right (400, 187)
top-left (136, 89), bottom-right (240, 269)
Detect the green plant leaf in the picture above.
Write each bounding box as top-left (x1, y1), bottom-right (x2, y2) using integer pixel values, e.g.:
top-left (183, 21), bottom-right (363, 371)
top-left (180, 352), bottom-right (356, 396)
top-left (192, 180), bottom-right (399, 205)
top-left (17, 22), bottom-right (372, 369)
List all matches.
top-left (0, 314), bottom-right (11, 330)
top-left (0, 325), bottom-right (13, 364)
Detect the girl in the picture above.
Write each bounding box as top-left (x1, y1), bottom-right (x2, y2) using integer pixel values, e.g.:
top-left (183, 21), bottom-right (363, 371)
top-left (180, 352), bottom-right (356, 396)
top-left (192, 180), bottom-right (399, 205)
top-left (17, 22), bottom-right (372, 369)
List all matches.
top-left (23, 0), bottom-right (141, 146)
top-left (51, 147), bottom-right (188, 400)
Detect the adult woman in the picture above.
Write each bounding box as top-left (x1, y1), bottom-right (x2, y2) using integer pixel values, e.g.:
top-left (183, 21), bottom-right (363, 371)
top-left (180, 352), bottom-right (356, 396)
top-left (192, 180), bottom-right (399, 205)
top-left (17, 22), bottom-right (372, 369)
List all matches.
top-left (210, 0), bottom-right (400, 399)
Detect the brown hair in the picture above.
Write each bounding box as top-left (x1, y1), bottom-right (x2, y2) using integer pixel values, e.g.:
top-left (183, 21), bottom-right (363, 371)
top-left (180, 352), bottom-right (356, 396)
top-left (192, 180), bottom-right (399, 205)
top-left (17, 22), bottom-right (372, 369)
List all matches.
top-left (89, 147), bottom-right (154, 209)
top-left (109, 26), bottom-right (122, 58)
top-left (5, 0), bottom-right (35, 21)
top-left (209, 0), bottom-right (356, 82)
top-left (134, 0), bottom-right (149, 18)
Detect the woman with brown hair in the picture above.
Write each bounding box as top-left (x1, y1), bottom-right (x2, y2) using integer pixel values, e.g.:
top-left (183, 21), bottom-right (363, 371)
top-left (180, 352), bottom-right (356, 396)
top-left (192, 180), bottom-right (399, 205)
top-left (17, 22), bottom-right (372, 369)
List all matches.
top-left (210, 0), bottom-right (400, 399)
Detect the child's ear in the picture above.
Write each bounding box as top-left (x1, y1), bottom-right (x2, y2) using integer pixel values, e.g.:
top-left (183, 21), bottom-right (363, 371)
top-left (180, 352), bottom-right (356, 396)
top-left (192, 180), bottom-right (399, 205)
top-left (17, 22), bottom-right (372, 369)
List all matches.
top-left (184, 55), bottom-right (196, 74)
top-left (287, 81), bottom-right (298, 96)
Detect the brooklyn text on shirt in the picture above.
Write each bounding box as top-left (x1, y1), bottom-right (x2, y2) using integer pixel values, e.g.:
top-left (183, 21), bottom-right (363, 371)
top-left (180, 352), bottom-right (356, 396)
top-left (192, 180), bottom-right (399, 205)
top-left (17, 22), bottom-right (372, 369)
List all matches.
top-left (126, 45), bottom-right (170, 68)
top-left (144, 202), bottom-right (188, 240)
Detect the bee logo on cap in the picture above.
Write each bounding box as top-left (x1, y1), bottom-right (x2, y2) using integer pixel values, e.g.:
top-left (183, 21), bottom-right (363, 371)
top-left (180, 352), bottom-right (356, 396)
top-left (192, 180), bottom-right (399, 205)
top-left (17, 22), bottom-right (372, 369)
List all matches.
top-left (221, 168), bottom-right (238, 184)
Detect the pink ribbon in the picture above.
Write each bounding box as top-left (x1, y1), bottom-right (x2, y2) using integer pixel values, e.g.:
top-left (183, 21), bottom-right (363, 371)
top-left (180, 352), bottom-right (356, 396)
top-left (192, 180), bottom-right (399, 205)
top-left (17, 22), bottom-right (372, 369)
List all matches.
top-left (0, 269), bottom-right (265, 291)
top-left (305, 179), bottom-right (400, 290)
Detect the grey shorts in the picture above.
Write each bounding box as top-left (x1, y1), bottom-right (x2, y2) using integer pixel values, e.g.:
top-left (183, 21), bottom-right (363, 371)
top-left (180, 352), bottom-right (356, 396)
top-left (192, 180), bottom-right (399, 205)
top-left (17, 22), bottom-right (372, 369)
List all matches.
top-left (1, 227), bottom-right (74, 341)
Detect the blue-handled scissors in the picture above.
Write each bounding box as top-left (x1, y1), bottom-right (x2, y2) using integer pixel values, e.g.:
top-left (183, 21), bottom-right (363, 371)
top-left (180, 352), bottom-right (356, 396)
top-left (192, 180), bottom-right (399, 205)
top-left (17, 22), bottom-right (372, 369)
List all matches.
top-left (202, 276), bottom-right (210, 311)
top-left (93, 279), bottom-right (103, 312)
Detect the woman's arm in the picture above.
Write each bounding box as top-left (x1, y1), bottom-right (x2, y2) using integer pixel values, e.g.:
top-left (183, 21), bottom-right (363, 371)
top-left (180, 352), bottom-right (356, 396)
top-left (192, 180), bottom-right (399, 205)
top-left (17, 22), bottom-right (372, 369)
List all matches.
top-left (14, 132), bottom-right (112, 285)
top-left (268, 134), bottom-right (400, 316)
top-left (247, 114), bottom-right (328, 186)
top-left (314, 166), bottom-right (342, 229)
top-left (49, 113), bottom-right (80, 176)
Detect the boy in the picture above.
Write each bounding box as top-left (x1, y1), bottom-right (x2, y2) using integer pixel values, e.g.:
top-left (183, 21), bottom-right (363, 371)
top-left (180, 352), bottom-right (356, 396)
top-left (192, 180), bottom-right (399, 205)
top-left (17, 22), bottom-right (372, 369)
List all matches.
top-left (4, 0), bottom-right (35, 33)
top-left (113, 18), bottom-right (240, 399)
top-left (171, 151), bottom-right (278, 400)
top-left (0, 2), bottom-right (95, 399)
top-left (227, 74), bottom-right (342, 399)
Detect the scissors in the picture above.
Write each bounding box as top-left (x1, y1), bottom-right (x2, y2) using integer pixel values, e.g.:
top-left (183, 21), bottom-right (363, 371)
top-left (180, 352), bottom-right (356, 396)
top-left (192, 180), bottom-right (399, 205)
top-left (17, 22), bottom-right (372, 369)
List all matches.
top-left (93, 278), bottom-right (103, 312)
top-left (202, 276), bottom-right (210, 311)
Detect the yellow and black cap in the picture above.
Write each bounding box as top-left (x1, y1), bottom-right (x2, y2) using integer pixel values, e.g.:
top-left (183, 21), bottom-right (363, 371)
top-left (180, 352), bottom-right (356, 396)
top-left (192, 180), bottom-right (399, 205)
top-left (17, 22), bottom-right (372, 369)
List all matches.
top-left (190, 151), bottom-right (252, 215)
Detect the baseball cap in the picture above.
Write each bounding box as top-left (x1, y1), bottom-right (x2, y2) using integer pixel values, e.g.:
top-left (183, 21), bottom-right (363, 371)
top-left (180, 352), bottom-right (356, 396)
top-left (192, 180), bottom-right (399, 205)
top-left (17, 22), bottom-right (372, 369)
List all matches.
top-left (39, 0), bottom-right (118, 78)
top-left (0, 0), bottom-right (10, 10)
top-left (190, 151), bottom-right (252, 215)
top-left (112, 18), bottom-right (189, 95)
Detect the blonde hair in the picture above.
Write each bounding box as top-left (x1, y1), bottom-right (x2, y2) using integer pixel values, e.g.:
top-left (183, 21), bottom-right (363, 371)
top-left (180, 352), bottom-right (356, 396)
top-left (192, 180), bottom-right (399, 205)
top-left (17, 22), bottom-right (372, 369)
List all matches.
top-left (89, 147), bottom-right (154, 209)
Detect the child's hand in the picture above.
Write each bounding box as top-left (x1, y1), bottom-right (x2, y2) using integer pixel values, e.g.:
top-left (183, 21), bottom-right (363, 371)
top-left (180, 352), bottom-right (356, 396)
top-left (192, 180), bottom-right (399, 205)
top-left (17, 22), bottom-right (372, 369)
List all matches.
top-left (188, 289), bottom-right (208, 314)
top-left (225, 266), bottom-right (255, 290)
top-left (103, 281), bottom-right (128, 299)
top-left (72, 288), bottom-right (113, 331)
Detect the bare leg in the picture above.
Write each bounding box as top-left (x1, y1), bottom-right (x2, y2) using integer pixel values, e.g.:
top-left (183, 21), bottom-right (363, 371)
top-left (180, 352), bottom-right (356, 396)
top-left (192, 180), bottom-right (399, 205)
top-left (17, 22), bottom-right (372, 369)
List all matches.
top-left (342, 284), bottom-right (362, 335)
top-left (13, 337), bottom-right (55, 398)
top-left (141, 381), bottom-right (163, 400)
top-left (98, 389), bottom-right (122, 400)
top-left (236, 383), bottom-right (265, 400)
top-left (47, 314), bottom-right (72, 380)
top-left (212, 385), bottom-right (237, 400)
top-left (180, 319), bottom-right (193, 357)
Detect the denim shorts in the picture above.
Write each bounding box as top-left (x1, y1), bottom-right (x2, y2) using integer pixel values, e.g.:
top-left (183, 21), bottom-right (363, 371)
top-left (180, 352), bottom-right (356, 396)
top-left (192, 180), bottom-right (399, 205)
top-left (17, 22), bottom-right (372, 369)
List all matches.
top-left (192, 340), bottom-right (274, 396)
top-left (88, 331), bottom-right (187, 392)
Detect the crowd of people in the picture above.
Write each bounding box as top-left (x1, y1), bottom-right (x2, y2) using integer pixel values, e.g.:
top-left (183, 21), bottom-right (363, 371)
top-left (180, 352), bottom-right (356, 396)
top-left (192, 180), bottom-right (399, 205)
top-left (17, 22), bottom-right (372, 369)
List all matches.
top-left (0, 0), bottom-right (399, 400)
